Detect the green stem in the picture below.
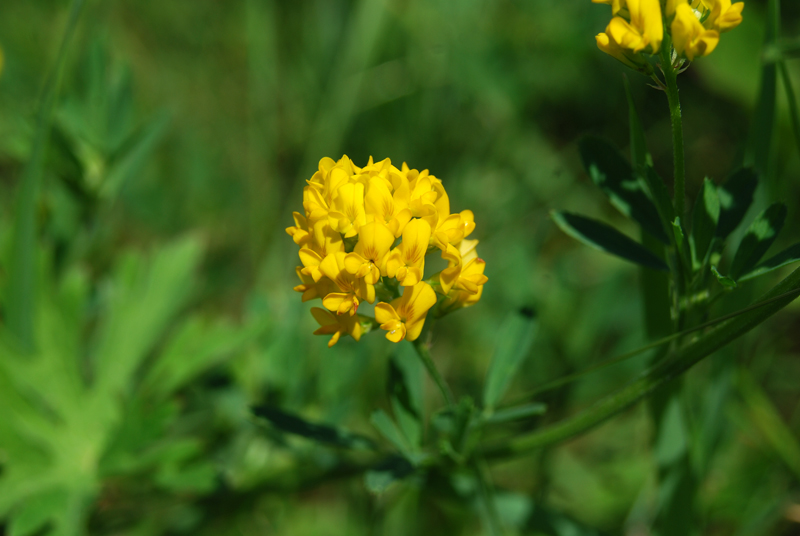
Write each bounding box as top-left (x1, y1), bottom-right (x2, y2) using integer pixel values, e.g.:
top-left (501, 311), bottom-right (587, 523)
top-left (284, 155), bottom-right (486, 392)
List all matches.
top-left (660, 48), bottom-right (686, 221)
top-left (481, 266), bottom-right (800, 459)
top-left (412, 339), bottom-right (455, 407)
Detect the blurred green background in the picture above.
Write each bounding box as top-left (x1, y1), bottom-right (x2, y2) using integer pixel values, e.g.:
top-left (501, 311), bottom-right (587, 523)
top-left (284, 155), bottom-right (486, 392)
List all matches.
top-left (1, 0), bottom-right (800, 534)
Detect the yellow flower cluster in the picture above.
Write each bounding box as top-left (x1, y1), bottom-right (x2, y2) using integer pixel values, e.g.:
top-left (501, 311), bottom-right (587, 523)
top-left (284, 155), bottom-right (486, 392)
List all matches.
top-left (593, 0), bottom-right (744, 67)
top-left (287, 156), bottom-right (488, 347)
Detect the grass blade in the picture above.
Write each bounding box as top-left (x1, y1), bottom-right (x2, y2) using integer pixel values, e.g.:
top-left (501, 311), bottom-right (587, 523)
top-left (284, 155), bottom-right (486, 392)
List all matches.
top-left (6, 0), bottom-right (85, 349)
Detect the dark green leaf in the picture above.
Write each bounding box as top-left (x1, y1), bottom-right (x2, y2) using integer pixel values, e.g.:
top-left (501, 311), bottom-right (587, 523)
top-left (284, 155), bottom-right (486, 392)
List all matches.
top-left (779, 61), bottom-right (800, 160)
top-left (483, 308), bottom-right (538, 409)
top-left (623, 74), bottom-right (648, 171)
top-left (716, 168), bottom-right (759, 240)
top-left (552, 211), bottom-right (669, 272)
top-left (485, 402), bottom-right (547, 424)
top-left (711, 266), bottom-right (737, 288)
top-left (745, 0), bottom-right (779, 176)
top-left (643, 165), bottom-right (675, 231)
top-left (364, 456), bottom-right (415, 494)
top-left (252, 405), bottom-right (377, 450)
top-left (740, 243), bottom-right (800, 281)
top-left (691, 178), bottom-right (720, 268)
top-left (578, 136), bottom-right (669, 244)
top-left (730, 203), bottom-right (787, 279)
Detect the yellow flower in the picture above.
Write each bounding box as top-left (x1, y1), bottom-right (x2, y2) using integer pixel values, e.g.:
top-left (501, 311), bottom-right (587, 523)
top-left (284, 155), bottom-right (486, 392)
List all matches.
top-left (285, 211), bottom-right (311, 247)
top-left (311, 307), bottom-right (362, 348)
top-left (596, 30), bottom-right (648, 70)
top-left (344, 220), bottom-right (394, 285)
top-left (365, 176), bottom-right (412, 237)
top-left (320, 251), bottom-right (375, 315)
top-left (293, 267), bottom-right (335, 302)
top-left (328, 182), bottom-right (367, 238)
top-left (385, 218), bottom-right (431, 286)
top-left (607, 0), bottom-right (663, 54)
top-left (672, 3), bottom-right (719, 60)
top-left (289, 156), bottom-right (486, 347)
top-left (592, 0), bottom-right (628, 15)
top-left (438, 257), bottom-right (488, 315)
top-left (375, 282), bottom-right (438, 343)
top-left (704, 0), bottom-right (744, 32)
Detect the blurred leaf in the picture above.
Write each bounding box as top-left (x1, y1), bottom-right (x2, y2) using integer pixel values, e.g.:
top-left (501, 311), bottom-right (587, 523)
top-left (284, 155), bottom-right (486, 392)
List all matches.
top-left (778, 60), bottom-right (800, 159)
top-left (643, 165), bottom-right (676, 232)
top-left (730, 203), bottom-right (787, 279)
top-left (371, 409), bottom-right (413, 459)
top-left (745, 0), bottom-right (780, 176)
top-left (484, 402), bottom-right (547, 424)
top-left (364, 456), bottom-right (415, 494)
top-left (578, 136), bottom-right (669, 244)
top-left (738, 369), bottom-right (800, 480)
top-left (740, 242), bottom-right (800, 281)
top-left (691, 178), bottom-right (720, 269)
top-left (253, 405), bottom-right (376, 450)
top-left (101, 111), bottom-right (170, 198)
top-left (5, 0), bottom-right (85, 350)
top-left (483, 307), bottom-right (538, 410)
top-left (711, 265), bottom-right (737, 288)
top-left (623, 75), bottom-right (648, 171)
top-left (551, 211), bottom-right (669, 272)
top-left (716, 168), bottom-right (759, 240)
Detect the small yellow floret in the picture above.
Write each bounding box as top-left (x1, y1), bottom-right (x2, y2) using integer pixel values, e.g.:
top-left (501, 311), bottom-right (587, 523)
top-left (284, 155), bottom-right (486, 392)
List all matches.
top-left (672, 3), bottom-right (720, 60)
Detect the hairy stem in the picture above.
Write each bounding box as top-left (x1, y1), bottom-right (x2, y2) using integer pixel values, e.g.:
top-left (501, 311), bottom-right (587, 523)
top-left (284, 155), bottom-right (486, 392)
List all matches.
top-left (661, 49), bottom-right (686, 220)
top-left (412, 338), bottom-right (455, 407)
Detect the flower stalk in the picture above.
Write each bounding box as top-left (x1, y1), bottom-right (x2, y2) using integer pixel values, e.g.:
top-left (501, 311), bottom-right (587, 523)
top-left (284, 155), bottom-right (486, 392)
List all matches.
top-left (660, 40), bottom-right (686, 221)
top-left (412, 338), bottom-right (455, 408)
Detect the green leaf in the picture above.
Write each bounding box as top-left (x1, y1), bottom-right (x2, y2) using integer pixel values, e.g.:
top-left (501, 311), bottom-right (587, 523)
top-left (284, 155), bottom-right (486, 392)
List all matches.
top-left (730, 203), bottom-right (787, 279)
top-left (745, 0), bottom-right (780, 176)
top-left (364, 456), bottom-right (415, 494)
top-left (6, 0), bottom-right (86, 350)
top-left (388, 358), bottom-right (422, 448)
top-left (578, 136), bottom-right (669, 244)
top-left (716, 168), bottom-right (758, 240)
top-left (485, 402), bottom-right (547, 424)
top-left (643, 165), bottom-right (675, 231)
top-left (778, 60), bottom-right (800, 160)
top-left (483, 308), bottom-right (538, 410)
top-left (738, 369), bottom-right (800, 481)
top-left (253, 405), bottom-right (377, 450)
top-left (711, 266), bottom-right (737, 289)
top-left (623, 74), bottom-right (648, 171)
top-left (551, 211), bottom-right (669, 272)
top-left (690, 178), bottom-right (720, 269)
top-left (740, 243), bottom-right (800, 281)
top-left (371, 409), bottom-right (413, 458)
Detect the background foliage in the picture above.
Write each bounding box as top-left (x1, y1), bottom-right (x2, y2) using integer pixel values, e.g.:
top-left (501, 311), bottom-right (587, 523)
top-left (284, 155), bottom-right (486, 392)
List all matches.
top-left (1, 0), bottom-right (800, 534)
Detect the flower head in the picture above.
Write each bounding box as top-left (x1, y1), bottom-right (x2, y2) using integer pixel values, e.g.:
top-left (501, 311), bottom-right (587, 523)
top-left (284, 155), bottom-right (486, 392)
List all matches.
top-left (289, 156), bottom-right (487, 347)
top-left (671, 3), bottom-right (720, 61)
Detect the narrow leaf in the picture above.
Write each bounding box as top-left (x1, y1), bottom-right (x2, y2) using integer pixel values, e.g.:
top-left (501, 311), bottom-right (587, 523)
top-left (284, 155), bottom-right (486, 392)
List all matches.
top-left (716, 168), bottom-right (759, 240)
top-left (730, 203), bottom-right (787, 279)
top-left (371, 409), bottom-right (412, 458)
top-left (483, 308), bottom-right (538, 409)
top-left (711, 266), bottom-right (737, 288)
top-left (578, 136), bottom-right (669, 244)
top-left (623, 74), bottom-right (648, 171)
top-left (552, 211), bottom-right (669, 272)
top-left (745, 0), bottom-right (780, 176)
top-left (740, 243), bottom-right (800, 282)
top-left (690, 178), bottom-right (720, 268)
top-left (485, 402), bottom-right (547, 424)
top-left (253, 405), bottom-right (377, 450)
top-left (643, 165), bottom-right (675, 231)
top-left (6, 0), bottom-right (85, 349)
top-left (778, 60), bottom-right (800, 159)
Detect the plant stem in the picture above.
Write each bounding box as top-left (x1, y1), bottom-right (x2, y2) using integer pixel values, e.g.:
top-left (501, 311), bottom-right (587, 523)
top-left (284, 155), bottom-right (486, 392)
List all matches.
top-left (412, 338), bottom-right (455, 407)
top-left (660, 48), bottom-right (686, 221)
top-left (480, 266), bottom-right (800, 459)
